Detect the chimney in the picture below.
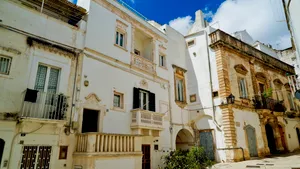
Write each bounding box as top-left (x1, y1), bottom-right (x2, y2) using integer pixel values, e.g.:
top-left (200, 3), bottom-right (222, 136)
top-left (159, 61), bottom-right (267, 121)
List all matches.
top-left (195, 10), bottom-right (205, 28)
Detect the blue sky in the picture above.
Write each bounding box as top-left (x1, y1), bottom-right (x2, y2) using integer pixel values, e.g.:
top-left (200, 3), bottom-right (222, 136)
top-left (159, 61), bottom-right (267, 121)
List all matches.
top-left (120, 0), bottom-right (224, 24)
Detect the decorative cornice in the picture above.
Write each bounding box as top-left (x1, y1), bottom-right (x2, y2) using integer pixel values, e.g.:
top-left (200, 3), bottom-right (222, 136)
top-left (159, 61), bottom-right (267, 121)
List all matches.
top-left (234, 64), bottom-right (248, 75)
top-left (0, 45), bottom-right (21, 55)
top-left (172, 64), bottom-right (187, 73)
top-left (85, 93), bottom-right (101, 102)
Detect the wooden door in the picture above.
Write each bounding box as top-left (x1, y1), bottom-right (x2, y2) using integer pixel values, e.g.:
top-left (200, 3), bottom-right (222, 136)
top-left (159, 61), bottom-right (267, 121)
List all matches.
top-left (142, 145), bottom-right (151, 169)
top-left (245, 126), bottom-right (258, 157)
top-left (199, 131), bottom-right (215, 160)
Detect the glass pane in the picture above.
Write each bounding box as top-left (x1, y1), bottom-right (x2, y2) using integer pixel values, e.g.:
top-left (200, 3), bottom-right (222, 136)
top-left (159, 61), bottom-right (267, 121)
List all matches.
top-left (177, 79), bottom-right (184, 101)
top-left (47, 68), bottom-right (59, 93)
top-left (34, 65), bottom-right (48, 92)
top-left (143, 92), bottom-right (147, 110)
top-left (120, 33), bottom-right (124, 47)
top-left (0, 57), bottom-right (10, 74)
top-left (116, 32), bottom-right (119, 45)
top-left (114, 94), bottom-right (121, 107)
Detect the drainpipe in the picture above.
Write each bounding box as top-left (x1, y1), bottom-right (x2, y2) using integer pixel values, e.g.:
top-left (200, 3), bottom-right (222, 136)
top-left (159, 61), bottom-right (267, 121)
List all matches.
top-left (205, 29), bottom-right (222, 130)
top-left (168, 83), bottom-right (174, 150)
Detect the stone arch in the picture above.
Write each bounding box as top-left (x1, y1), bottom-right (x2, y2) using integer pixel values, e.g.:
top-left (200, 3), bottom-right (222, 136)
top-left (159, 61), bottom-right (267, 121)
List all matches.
top-left (244, 125), bottom-right (258, 157)
top-left (0, 139), bottom-right (4, 166)
top-left (175, 129), bottom-right (194, 150)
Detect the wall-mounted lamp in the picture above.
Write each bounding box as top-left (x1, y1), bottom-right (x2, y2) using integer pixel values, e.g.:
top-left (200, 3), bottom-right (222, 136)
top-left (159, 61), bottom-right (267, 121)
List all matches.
top-left (226, 94), bottom-right (235, 104)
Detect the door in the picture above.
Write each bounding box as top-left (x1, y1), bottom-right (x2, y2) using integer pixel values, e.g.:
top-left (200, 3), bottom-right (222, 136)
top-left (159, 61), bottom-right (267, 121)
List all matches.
top-left (82, 109), bottom-right (99, 133)
top-left (296, 128), bottom-right (300, 145)
top-left (0, 139), bottom-right (4, 167)
top-left (245, 126), bottom-right (258, 157)
top-left (199, 130), bottom-right (215, 160)
top-left (278, 125), bottom-right (287, 151)
top-left (265, 124), bottom-right (276, 154)
top-left (142, 145), bottom-right (151, 169)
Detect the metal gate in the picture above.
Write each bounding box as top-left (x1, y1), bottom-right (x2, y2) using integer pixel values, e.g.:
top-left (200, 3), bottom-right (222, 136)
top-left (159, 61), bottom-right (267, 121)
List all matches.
top-left (245, 125), bottom-right (258, 157)
top-left (199, 130), bottom-right (215, 160)
top-left (20, 146), bottom-right (52, 169)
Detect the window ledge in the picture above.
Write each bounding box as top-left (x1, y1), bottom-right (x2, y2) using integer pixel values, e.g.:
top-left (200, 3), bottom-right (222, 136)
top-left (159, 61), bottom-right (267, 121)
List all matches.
top-left (159, 66), bottom-right (168, 70)
top-left (114, 44), bottom-right (128, 52)
top-left (111, 107), bottom-right (126, 113)
top-left (175, 100), bottom-right (187, 108)
top-left (0, 74), bottom-right (13, 79)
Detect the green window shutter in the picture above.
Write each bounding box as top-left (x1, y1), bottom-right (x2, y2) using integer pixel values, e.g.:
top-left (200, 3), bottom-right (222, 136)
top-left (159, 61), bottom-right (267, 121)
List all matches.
top-left (34, 65), bottom-right (48, 92)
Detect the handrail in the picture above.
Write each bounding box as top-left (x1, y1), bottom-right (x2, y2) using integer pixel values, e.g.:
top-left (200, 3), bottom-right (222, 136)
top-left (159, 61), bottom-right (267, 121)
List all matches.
top-left (116, 0), bottom-right (148, 21)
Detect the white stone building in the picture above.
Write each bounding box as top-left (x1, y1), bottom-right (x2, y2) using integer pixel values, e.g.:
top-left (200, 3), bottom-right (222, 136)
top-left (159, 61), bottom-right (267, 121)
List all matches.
top-left (0, 0), bottom-right (86, 169)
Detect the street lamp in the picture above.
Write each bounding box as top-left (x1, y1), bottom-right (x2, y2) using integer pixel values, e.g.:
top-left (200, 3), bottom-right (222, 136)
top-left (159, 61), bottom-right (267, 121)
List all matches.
top-left (227, 94), bottom-right (235, 104)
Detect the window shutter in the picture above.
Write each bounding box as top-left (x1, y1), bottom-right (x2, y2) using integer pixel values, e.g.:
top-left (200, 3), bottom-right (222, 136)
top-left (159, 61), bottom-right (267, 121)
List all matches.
top-left (149, 92), bottom-right (156, 112)
top-left (133, 87), bottom-right (140, 109)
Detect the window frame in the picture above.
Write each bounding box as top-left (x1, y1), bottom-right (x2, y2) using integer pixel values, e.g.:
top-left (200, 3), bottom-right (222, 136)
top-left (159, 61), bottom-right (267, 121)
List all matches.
top-left (113, 91), bottom-right (124, 111)
top-left (238, 76), bottom-right (248, 99)
top-left (173, 65), bottom-right (187, 106)
top-left (159, 54), bottom-right (167, 69)
top-left (0, 55), bottom-right (12, 75)
top-left (34, 63), bottom-right (61, 93)
top-left (115, 30), bottom-right (126, 48)
top-left (187, 39), bottom-right (195, 47)
top-left (140, 90), bottom-right (149, 110)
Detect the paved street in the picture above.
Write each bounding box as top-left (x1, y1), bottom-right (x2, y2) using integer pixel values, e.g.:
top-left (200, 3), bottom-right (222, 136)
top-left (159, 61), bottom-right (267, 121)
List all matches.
top-left (213, 152), bottom-right (300, 169)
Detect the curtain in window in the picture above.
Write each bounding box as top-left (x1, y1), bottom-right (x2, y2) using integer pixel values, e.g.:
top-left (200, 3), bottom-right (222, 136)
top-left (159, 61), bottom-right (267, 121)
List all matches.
top-left (47, 68), bottom-right (59, 94)
top-left (34, 65), bottom-right (48, 92)
top-left (239, 78), bottom-right (247, 98)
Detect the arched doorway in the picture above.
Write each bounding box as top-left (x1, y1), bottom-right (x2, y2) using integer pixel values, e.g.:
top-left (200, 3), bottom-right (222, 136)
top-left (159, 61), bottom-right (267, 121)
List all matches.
top-left (245, 125), bottom-right (258, 157)
top-left (278, 125), bottom-right (287, 151)
top-left (176, 129), bottom-right (194, 150)
top-left (296, 128), bottom-right (300, 145)
top-left (0, 139), bottom-right (5, 166)
top-left (265, 124), bottom-right (276, 154)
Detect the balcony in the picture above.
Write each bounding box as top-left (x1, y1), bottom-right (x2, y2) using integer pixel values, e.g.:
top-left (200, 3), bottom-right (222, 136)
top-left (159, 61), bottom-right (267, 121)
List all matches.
top-left (20, 89), bottom-right (68, 120)
top-left (75, 133), bottom-right (142, 155)
top-left (131, 109), bottom-right (164, 136)
top-left (131, 53), bottom-right (156, 73)
top-left (252, 96), bottom-right (286, 112)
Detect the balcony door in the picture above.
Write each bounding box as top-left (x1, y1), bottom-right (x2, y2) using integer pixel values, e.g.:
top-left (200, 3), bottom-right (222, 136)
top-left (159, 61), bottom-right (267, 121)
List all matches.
top-left (142, 145), bottom-right (151, 169)
top-left (34, 64), bottom-right (60, 93)
top-left (82, 109), bottom-right (99, 133)
top-left (133, 88), bottom-right (155, 112)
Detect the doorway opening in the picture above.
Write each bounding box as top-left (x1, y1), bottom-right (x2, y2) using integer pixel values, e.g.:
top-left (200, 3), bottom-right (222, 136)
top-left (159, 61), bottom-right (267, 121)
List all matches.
top-left (0, 139), bottom-right (4, 166)
top-left (296, 128), bottom-right (300, 145)
top-left (265, 124), bottom-right (276, 154)
top-left (199, 130), bottom-right (215, 160)
top-left (245, 125), bottom-right (258, 157)
top-left (142, 145), bottom-right (151, 169)
top-left (82, 109), bottom-right (99, 133)
top-left (278, 124), bottom-right (287, 152)
top-left (176, 129), bottom-right (194, 150)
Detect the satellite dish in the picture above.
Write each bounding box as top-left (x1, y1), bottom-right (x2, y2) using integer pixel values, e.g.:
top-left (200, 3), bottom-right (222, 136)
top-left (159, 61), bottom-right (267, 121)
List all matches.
top-left (295, 90), bottom-right (300, 99)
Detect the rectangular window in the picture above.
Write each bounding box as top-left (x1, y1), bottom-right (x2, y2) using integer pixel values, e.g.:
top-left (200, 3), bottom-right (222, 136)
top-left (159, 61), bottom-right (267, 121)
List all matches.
top-left (239, 78), bottom-right (248, 99)
top-left (34, 64), bottom-right (60, 93)
top-left (59, 146), bottom-right (68, 160)
top-left (187, 40), bottom-right (195, 47)
top-left (20, 146), bottom-right (52, 169)
top-left (159, 55), bottom-right (166, 68)
top-left (0, 55), bottom-right (12, 75)
top-left (115, 31), bottom-right (125, 47)
top-left (113, 92), bottom-right (124, 109)
top-left (176, 79), bottom-right (184, 101)
top-left (133, 88), bottom-right (156, 112)
top-left (134, 49), bottom-right (141, 56)
top-left (288, 93), bottom-right (295, 110)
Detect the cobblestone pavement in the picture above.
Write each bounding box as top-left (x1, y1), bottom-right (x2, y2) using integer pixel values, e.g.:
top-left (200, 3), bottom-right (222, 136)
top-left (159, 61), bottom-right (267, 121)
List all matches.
top-left (212, 152), bottom-right (300, 169)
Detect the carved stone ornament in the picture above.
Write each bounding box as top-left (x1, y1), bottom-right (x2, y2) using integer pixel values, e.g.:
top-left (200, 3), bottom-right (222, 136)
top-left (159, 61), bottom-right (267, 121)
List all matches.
top-left (140, 79), bottom-right (148, 89)
top-left (234, 64), bottom-right (248, 75)
top-left (85, 93), bottom-right (101, 103)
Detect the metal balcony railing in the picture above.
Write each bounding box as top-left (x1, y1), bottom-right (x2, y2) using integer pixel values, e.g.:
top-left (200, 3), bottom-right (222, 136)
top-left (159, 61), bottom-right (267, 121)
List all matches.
top-left (252, 95), bottom-right (286, 112)
top-left (20, 89), bottom-right (68, 120)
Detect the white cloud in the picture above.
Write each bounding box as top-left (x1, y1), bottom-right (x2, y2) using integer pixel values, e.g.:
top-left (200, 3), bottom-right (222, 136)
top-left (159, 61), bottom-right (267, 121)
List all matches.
top-left (169, 16), bottom-right (193, 35)
top-left (211, 0), bottom-right (291, 50)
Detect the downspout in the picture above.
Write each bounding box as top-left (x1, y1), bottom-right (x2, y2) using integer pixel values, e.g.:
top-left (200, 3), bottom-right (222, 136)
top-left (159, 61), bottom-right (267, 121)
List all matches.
top-left (205, 30), bottom-right (222, 130)
top-left (168, 83), bottom-right (174, 150)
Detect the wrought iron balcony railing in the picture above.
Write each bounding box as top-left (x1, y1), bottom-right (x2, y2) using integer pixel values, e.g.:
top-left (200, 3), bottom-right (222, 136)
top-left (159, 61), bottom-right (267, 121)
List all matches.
top-left (20, 89), bottom-right (68, 120)
top-left (252, 95), bottom-right (286, 112)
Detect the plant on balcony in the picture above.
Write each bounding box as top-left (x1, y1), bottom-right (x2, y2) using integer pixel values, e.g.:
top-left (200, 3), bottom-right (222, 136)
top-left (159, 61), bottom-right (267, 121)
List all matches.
top-left (286, 111), bottom-right (297, 118)
top-left (161, 147), bottom-right (214, 169)
top-left (262, 88), bottom-right (273, 98)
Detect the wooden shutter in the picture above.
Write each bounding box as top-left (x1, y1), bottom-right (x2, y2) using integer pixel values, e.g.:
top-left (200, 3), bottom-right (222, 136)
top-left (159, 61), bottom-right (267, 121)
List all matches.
top-left (149, 92), bottom-right (156, 112)
top-left (133, 87), bottom-right (140, 109)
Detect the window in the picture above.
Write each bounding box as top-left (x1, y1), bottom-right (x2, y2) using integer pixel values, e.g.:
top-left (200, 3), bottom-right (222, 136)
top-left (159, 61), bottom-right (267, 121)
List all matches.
top-left (115, 31), bottom-right (125, 47)
top-left (34, 64), bottom-right (60, 93)
top-left (176, 79), bottom-right (184, 101)
top-left (133, 88), bottom-right (155, 112)
top-left (134, 49), bottom-right (141, 56)
top-left (173, 65), bottom-right (187, 105)
top-left (159, 55), bottom-right (166, 68)
top-left (212, 91), bottom-right (219, 98)
top-left (187, 40), bottom-right (195, 47)
top-left (20, 146), bottom-right (52, 169)
top-left (190, 94), bottom-right (196, 103)
top-left (238, 78), bottom-right (248, 99)
top-left (0, 56), bottom-right (12, 75)
top-left (113, 91), bottom-right (124, 109)
top-left (287, 92), bottom-right (295, 110)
